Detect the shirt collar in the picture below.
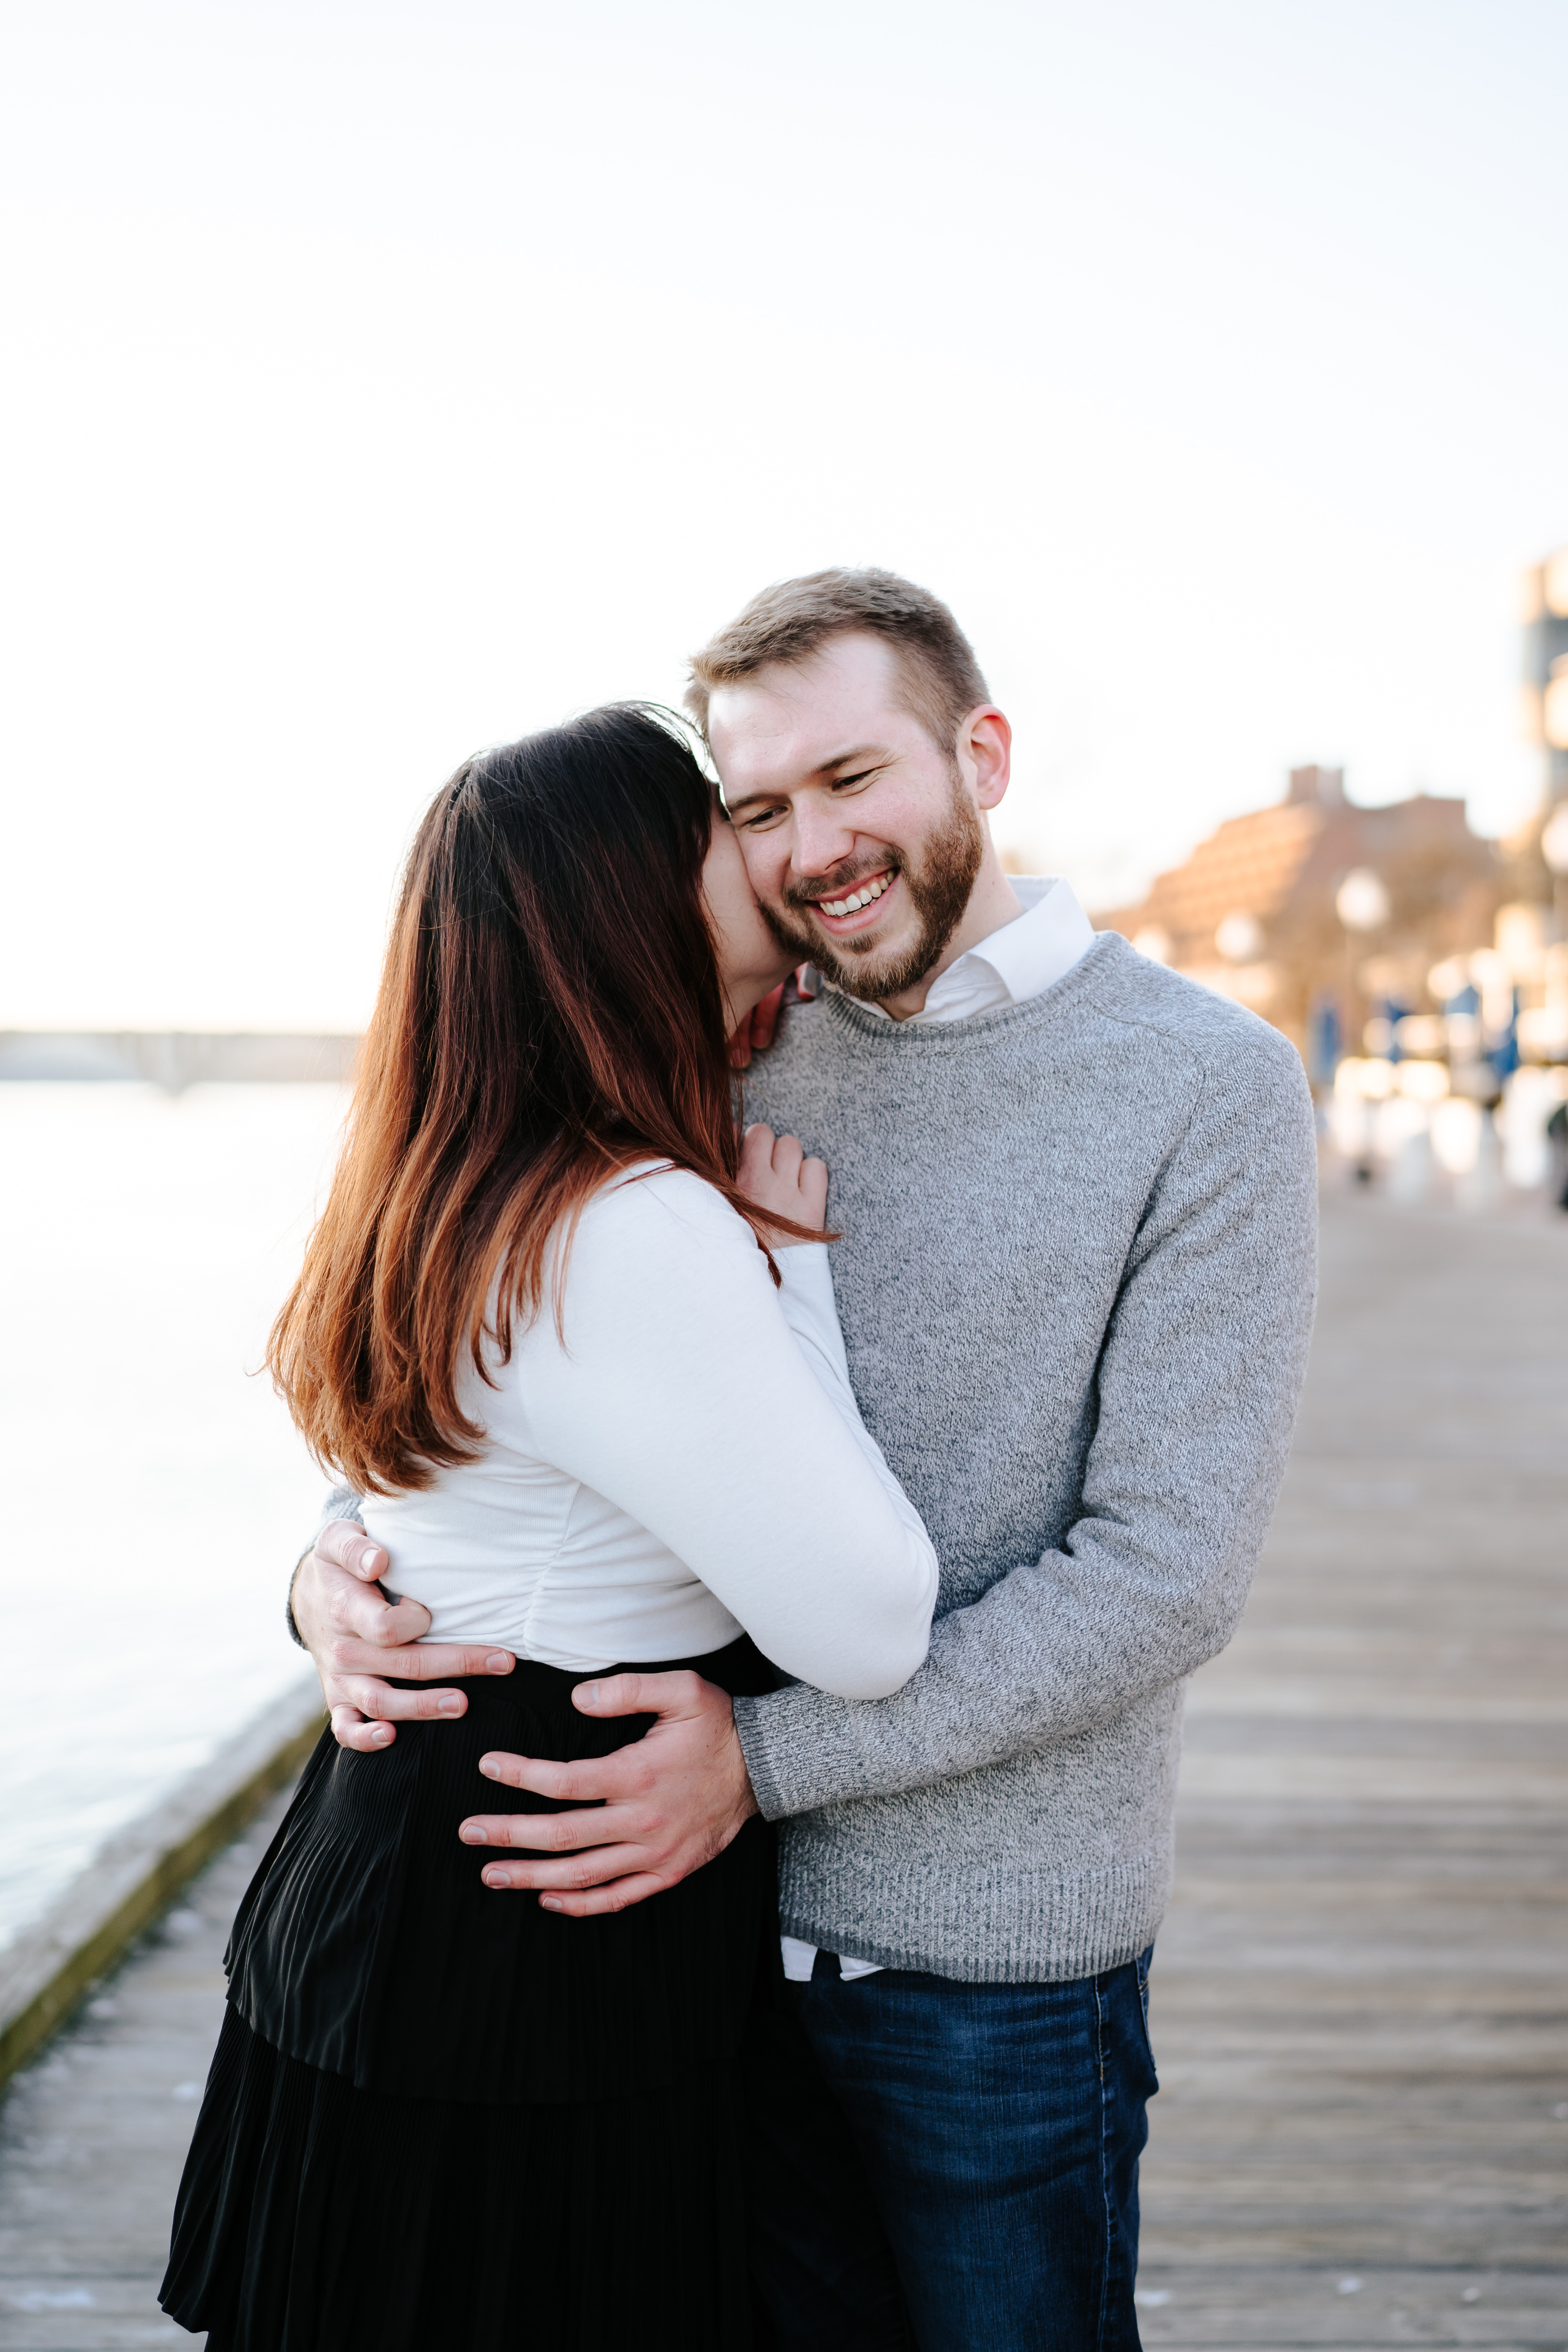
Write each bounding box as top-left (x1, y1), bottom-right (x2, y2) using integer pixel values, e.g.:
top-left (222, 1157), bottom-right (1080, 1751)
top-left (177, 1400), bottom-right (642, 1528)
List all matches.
top-left (953, 877), bottom-right (1096, 1006)
top-left (807, 877), bottom-right (1095, 1023)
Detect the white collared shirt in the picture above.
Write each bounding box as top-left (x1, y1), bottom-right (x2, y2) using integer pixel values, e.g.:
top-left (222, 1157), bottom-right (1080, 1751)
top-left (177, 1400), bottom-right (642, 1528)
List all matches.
top-left (780, 876), bottom-right (1097, 1988)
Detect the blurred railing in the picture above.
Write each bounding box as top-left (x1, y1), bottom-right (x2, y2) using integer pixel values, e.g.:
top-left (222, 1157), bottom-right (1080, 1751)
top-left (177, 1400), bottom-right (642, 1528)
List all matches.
top-left (0, 1033), bottom-right (361, 1091)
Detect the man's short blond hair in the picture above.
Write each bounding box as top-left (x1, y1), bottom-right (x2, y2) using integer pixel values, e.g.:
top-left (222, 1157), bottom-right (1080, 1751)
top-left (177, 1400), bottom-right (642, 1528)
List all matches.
top-left (685, 567), bottom-right (991, 753)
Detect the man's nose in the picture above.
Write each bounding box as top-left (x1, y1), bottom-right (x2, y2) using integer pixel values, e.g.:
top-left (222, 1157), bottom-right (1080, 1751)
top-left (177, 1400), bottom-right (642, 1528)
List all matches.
top-left (789, 799), bottom-right (858, 879)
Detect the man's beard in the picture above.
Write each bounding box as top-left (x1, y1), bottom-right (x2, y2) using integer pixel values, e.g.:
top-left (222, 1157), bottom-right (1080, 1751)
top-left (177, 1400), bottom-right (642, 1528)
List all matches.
top-left (760, 773), bottom-right (985, 1004)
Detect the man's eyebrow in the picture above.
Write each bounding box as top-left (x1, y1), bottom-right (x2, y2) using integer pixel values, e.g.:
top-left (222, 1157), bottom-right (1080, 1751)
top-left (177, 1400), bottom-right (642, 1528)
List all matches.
top-left (721, 745), bottom-right (891, 814)
top-left (813, 742), bottom-right (889, 777)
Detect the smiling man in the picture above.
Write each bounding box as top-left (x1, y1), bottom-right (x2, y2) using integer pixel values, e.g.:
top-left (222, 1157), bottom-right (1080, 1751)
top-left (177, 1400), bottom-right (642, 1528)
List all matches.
top-left (697, 573), bottom-right (1089, 1029)
top-left (292, 569), bottom-right (1318, 2349)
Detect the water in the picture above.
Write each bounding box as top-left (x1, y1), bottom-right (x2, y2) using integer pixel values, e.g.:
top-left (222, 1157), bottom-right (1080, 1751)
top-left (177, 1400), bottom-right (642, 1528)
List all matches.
top-left (0, 1083), bottom-right (348, 1951)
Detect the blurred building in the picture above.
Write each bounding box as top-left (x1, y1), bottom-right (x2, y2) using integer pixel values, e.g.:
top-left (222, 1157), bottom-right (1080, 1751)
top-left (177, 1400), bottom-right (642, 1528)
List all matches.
top-left (1093, 765), bottom-right (1503, 1066)
top-left (1092, 555), bottom-right (1568, 1198)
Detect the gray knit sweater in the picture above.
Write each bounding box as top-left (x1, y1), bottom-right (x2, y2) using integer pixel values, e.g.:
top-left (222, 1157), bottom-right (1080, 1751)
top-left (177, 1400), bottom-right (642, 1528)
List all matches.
top-left (733, 931), bottom-right (1318, 1983)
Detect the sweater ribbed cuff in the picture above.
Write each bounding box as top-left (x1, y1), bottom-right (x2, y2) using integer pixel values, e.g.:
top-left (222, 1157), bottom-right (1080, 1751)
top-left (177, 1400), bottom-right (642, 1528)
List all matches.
top-left (732, 1681), bottom-right (873, 1822)
top-left (730, 1691), bottom-right (799, 1822)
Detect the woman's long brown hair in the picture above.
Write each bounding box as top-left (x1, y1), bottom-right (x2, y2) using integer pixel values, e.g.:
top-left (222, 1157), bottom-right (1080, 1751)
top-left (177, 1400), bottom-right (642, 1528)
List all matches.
top-left (268, 704), bottom-right (794, 1496)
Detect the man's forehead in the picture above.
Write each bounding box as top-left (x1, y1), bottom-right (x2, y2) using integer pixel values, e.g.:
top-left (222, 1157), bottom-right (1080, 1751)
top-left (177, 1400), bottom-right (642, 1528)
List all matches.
top-left (708, 634), bottom-right (910, 787)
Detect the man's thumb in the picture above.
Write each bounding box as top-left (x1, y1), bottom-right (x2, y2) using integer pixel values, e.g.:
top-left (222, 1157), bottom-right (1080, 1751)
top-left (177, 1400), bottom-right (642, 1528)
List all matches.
top-left (319, 1520), bottom-right (387, 1581)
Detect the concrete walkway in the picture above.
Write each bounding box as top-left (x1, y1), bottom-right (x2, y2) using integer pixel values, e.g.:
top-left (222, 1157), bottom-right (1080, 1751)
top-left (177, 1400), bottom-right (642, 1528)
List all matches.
top-left (0, 1192), bottom-right (1564, 2349)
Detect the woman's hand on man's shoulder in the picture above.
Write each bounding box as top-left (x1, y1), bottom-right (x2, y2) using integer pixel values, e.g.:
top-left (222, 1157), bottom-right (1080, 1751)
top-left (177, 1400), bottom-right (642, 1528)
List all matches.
top-left (739, 1123), bottom-right (828, 1247)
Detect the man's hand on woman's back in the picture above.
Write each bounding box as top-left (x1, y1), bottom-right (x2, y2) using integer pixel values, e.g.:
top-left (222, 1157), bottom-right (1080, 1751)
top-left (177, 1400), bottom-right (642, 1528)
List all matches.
top-left (294, 1527), bottom-right (755, 1911)
top-left (292, 1520), bottom-right (514, 1751)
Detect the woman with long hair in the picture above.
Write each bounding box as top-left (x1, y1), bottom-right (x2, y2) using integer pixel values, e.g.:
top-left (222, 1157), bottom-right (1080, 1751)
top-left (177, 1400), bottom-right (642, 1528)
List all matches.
top-left (160, 705), bottom-right (938, 2352)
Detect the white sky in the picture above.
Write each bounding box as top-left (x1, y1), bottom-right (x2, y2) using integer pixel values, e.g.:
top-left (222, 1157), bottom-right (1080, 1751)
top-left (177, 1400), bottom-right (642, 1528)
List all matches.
top-left (2, 0), bottom-right (1564, 1029)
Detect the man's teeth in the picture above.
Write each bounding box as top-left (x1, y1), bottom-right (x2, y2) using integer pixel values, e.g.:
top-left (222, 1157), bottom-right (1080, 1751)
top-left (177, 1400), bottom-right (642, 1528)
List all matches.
top-left (820, 875), bottom-right (892, 918)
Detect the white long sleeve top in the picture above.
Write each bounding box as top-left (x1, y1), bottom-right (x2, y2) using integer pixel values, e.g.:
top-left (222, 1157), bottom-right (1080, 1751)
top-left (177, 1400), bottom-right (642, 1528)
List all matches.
top-left (358, 1165), bottom-right (939, 1702)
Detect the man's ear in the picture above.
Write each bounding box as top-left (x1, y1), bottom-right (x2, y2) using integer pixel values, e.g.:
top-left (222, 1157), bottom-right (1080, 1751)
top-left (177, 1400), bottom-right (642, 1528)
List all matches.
top-left (960, 706), bottom-right (1012, 810)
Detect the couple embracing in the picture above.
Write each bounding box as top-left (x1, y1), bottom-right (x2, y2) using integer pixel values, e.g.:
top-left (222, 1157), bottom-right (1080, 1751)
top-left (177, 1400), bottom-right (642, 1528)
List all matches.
top-left (162, 570), bottom-right (1317, 2350)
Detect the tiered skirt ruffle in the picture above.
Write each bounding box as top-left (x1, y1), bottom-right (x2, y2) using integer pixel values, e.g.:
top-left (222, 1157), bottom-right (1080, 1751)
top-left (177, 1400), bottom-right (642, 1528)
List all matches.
top-left (160, 1638), bottom-right (779, 2350)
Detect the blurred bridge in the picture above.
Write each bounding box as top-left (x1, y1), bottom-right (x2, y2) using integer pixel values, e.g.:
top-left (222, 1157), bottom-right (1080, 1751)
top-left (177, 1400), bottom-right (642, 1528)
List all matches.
top-left (0, 1033), bottom-right (358, 1091)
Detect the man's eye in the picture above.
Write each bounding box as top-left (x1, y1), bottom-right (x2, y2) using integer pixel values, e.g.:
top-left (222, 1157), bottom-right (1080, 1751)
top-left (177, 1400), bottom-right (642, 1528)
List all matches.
top-left (740, 806), bottom-right (786, 830)
top-left (831, 769), bottom-right (876, 793)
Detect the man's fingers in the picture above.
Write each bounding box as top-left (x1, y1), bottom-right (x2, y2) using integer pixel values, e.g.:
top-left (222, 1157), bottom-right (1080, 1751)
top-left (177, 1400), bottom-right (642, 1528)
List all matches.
top-left (330, 1674), bottom-right (471, 1722)
top-left (570, 1669), bottom-right (704, 1721)
top-left (323, 1579), bottom-right (435, 1649)
top-left (327, 1637), bottom-right (513, 1683)
top-left (472, 1845), bottom-right (652, 1894)
top-left (342, 1590), bottom-right (434, 1644)
top-left (329, 1704), bottom-right (396, 1752)
top-left (474, 1749), bottom-right (642, 1802)
top-left (538, 1875), bottom-right (668, 1918)
top-left (459, 1807), bottom-right (641, 1854)
top-left (315, 1520), bottom-right (391, 1581)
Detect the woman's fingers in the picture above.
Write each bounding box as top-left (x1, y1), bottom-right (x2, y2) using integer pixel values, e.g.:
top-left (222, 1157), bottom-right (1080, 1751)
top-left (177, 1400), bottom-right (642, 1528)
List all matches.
top-left (740, 1123), bottom-right (826, 1230)
top-left (738, 1123), bottom-right (776, 1194)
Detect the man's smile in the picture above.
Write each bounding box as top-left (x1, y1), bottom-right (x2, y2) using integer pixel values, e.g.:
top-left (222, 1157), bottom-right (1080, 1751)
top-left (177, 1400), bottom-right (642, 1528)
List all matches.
top-left (802, 868), bottom-right (900, 936)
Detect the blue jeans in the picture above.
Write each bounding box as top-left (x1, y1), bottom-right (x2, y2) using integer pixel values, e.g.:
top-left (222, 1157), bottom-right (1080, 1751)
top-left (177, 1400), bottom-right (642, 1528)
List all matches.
top-left (744, 1948), bottom-right (1157, 2352)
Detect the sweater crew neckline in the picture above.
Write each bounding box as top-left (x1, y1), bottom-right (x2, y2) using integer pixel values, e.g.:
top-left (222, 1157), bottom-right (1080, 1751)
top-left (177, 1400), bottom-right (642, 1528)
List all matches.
top-left (817, 927), bottom-right (1128, 1051)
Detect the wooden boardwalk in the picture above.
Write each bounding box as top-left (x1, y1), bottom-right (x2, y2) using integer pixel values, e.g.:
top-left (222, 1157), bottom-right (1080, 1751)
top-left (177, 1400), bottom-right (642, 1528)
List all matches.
top-left (1138, 1194), bottom-right (1568, 2348)
top-left (0, 1803), bottom-right (289, 2348)
top-left (0, 1192), bottom-right (1564, 2349)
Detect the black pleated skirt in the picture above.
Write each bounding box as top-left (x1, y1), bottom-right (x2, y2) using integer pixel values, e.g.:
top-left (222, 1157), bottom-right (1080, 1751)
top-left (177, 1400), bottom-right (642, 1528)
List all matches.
top-left (161, 1637), bottom-right (780, 2352)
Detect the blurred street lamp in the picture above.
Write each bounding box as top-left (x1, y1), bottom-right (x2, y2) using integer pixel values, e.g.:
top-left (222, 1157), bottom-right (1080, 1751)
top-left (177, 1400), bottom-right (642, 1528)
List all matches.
top-left (1543, 802), bottom-right (1568, 876)
top-left (1215, 910), bottom-right (1265, 962)
top-left (1538, 798), bottom-right (1568, 949)
top-left (1547, 656), bottom-right (1568, 753)
top-left (1336, 868), bottom-right (1391, 932)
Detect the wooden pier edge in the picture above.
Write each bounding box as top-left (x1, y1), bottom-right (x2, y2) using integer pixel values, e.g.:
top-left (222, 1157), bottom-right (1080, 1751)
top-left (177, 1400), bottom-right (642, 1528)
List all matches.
top-left (0, 1678), bottom-right (325, 2094)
